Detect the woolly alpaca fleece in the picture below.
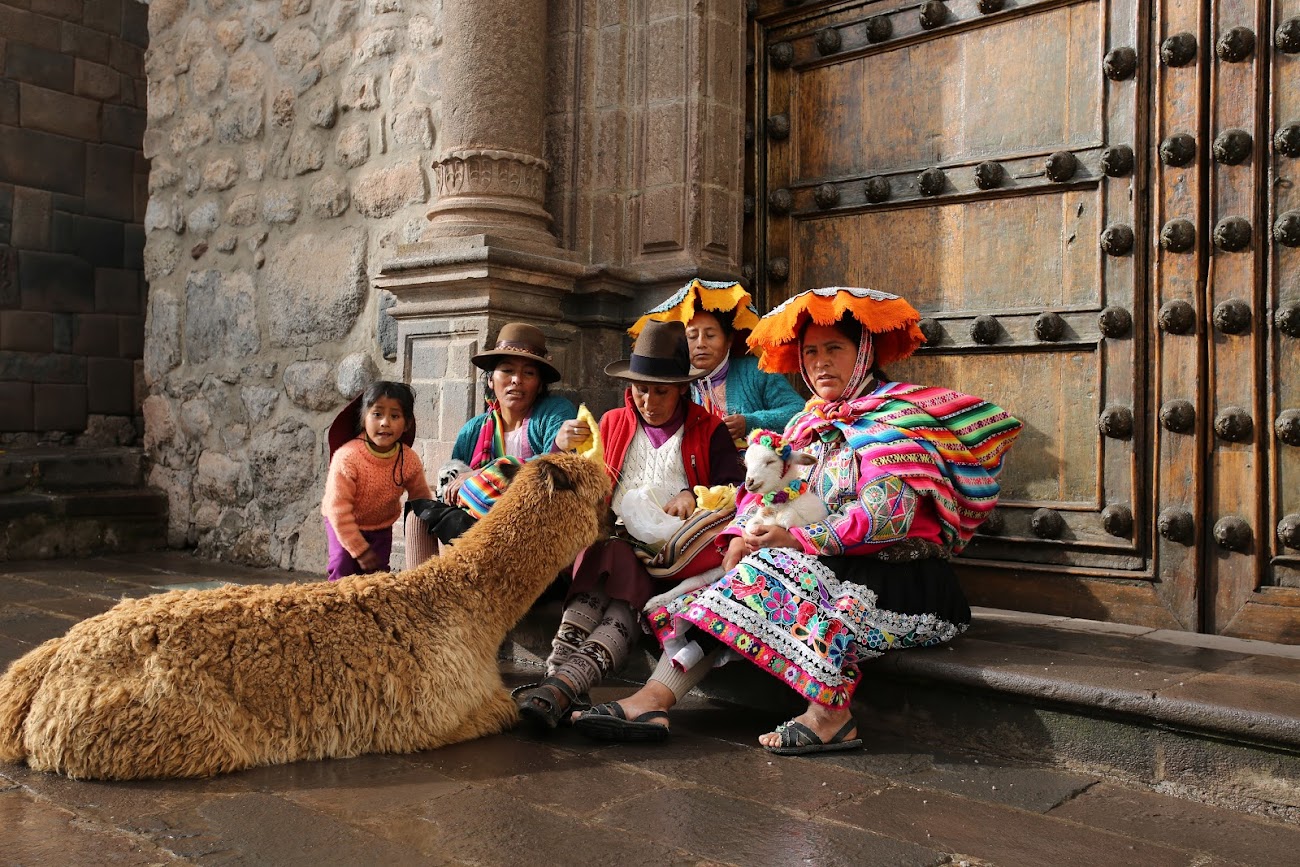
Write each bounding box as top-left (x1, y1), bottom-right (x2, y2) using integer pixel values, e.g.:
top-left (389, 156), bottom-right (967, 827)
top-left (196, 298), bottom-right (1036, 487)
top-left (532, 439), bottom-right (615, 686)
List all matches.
top-left (0, 453), bottom-right (610, 781)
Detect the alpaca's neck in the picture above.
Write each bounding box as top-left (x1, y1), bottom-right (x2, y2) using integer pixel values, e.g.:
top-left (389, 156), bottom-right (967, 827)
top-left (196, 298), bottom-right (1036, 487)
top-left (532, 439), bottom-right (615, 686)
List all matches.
top-left (406, 526), bottom-right (576, 636)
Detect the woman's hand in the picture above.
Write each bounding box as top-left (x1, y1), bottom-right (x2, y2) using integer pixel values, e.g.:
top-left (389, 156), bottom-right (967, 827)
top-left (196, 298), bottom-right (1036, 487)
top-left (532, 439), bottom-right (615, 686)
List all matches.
top-left (357, 547), bottom-right (383, 571)
top-left (742, 524), bottom-right (799, 552)
top-left (554, 419), bottom-right (589, 451)
top-left (722, 536), bottom-right (747, 572)
top-left (444, 475), bottom-right (467, 506)
top-left (663, 490), bottom-right (696, 519)
top-left (723, 414), bottom-right (748, 441)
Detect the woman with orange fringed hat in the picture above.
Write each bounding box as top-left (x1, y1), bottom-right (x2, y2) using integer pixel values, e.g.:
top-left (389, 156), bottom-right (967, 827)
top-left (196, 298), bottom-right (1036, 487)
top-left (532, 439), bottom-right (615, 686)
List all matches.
top-left (570, 287), bottom-right (1023, 754)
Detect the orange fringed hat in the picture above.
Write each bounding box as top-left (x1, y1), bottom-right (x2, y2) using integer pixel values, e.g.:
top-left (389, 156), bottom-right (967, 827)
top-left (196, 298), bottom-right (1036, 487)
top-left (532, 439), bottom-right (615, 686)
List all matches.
top-left (747, 286), bottom-right (926, 374)
top-left (628, 279), bottom-right (762, 346)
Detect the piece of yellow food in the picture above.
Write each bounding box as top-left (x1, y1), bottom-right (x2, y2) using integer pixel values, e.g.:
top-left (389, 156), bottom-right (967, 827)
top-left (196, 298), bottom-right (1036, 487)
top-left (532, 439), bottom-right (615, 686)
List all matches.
top-left (572, 403), bottom-right (604, 464)
top-left (693, 484), bottom-right (737, 513)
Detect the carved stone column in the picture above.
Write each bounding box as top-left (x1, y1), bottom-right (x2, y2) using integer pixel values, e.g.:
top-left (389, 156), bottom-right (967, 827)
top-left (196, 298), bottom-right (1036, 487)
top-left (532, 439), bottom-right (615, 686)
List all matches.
top-left (421, 2), bottom-right (557, 249)
top-left (376, 1), bottom-right (585, 469)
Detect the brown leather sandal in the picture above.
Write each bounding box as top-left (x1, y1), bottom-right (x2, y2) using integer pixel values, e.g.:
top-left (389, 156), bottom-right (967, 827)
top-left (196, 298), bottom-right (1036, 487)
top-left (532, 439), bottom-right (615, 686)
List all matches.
top-left (511, 677), bottom-right (588, 732)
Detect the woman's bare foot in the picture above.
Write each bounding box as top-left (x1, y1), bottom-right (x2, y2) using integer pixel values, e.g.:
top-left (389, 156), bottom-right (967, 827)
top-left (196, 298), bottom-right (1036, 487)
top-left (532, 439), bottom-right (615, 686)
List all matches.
top-left (757, 702), bottom-right (856, 749)
top-left (570, 679), bottom-right (677, 729)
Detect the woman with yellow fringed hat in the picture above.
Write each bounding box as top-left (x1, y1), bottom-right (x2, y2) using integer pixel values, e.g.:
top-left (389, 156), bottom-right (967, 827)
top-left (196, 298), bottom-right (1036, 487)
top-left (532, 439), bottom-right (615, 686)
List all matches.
top-left (570, 287), bottom-right (1022, 753)
top-left (629, 279), bottom-right (807, 445)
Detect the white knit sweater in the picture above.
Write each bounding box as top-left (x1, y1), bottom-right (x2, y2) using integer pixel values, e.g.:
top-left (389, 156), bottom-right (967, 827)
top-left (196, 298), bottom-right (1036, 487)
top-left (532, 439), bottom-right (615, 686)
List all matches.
top-left (611, 425), bottom-right (689, 517)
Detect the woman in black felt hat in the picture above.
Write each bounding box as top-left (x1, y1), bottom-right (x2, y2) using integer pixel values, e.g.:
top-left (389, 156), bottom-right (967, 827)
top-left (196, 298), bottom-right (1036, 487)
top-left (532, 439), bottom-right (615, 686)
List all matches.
top-left (512, 319), bottom-right (745, 731)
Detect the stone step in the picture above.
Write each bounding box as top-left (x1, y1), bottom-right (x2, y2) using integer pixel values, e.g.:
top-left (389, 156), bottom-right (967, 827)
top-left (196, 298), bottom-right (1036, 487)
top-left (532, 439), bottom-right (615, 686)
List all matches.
top-left (503, 603), bottom-right (1300, 822)
top-left (0, 488), bottom-right (168, 561)
top-left (0, 447), bottom-right (146, 493)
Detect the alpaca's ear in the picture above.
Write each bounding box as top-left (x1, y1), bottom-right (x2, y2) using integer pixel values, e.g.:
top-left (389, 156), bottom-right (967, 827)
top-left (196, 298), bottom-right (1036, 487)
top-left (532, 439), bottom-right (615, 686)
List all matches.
top-left (500, 460), bottom-right (523, 482)
top-left (536, 459), bottom-right (575, 493)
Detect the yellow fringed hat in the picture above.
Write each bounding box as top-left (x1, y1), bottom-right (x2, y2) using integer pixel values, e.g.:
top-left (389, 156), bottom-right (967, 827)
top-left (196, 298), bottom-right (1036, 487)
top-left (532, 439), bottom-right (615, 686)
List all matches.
top-left (747, 287), bottom-right (926, 374)
top-left (628, 279), bottom-right (762, 349)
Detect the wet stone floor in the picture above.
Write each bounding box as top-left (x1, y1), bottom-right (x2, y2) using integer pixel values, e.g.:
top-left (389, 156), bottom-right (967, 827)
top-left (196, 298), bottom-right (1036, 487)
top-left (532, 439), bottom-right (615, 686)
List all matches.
top-left (2, 552), bottom-right (1300, 866)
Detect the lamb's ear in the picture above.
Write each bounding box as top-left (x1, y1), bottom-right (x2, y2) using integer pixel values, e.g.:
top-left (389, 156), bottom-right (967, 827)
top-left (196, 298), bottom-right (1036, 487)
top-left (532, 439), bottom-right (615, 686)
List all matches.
top-left (791, 452), bottom-right (817, 466)
top-left (536, 459), bottom-right (575, 493)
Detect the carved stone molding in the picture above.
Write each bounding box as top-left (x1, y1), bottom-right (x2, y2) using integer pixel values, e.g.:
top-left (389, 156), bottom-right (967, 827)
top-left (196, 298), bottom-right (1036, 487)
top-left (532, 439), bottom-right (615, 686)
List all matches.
top-left (431, 149), bottom-right (550, 202)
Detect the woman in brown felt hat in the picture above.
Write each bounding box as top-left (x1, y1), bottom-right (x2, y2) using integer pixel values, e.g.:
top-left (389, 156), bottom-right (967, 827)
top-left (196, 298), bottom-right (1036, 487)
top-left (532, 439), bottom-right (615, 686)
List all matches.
top-left (403, 322), bottom-right (582, 565)
top-left (512, 319), bottom-right (745, 731)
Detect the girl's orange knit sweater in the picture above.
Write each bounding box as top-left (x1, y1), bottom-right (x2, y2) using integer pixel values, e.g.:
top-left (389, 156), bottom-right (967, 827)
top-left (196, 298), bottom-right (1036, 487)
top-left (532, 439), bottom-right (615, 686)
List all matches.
top-left (321, 438), bottom-right (433, 557)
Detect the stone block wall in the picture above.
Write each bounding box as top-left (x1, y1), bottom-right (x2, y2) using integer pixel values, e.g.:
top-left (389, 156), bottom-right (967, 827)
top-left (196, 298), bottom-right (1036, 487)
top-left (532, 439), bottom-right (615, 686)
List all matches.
top-left (0, 0), bottom-right (149, 445)
top-left (545, 0), bottom-right (746, 288)
top-left (141, 0), bottom-right (444, 568)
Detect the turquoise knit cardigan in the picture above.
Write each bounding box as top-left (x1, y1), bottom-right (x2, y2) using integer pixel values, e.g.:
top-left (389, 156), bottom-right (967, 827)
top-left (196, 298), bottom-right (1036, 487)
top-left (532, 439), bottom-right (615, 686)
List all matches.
top-left (451, 393), bottom-right (577, 466)
top-left (713, 355), bottom-right (807, 435)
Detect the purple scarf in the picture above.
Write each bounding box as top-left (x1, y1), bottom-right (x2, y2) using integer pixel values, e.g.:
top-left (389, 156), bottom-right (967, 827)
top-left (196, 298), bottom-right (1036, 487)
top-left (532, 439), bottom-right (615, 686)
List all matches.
top-left (641, 402), bottom-right (686, 448)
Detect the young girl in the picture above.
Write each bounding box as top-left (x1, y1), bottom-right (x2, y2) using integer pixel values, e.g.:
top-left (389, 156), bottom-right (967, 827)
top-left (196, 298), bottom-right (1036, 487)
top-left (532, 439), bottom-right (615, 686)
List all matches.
top-left (321, 381), bottom-right (433, 580)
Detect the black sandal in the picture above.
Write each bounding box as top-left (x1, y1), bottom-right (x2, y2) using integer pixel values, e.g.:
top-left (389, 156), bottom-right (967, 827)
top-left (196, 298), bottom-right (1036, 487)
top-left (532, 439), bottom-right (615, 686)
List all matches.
top-left (511, 677), bottom-right (587, 732)
top-left (762, 718), bottom-right (862, 756)
top-left (572, 701), bottom-right (671, 743)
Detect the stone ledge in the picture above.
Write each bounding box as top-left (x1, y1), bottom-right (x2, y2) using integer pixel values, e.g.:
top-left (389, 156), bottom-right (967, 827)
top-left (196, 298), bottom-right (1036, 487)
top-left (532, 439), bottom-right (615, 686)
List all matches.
top-left (503, 602), bottom-right (1300, 817)
top-left (505, 604), bottom-right (1300, 747)
top-left (874, 608), bottom-right (1300, 751)
top-left (0, 488), bottom-right (166, 520)
top-left (0, 446), bottom-right (145, 492)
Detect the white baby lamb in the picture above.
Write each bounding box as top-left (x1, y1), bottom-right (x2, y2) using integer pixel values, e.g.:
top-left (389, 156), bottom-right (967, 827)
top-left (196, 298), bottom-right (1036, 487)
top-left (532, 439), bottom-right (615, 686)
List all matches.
top-left (742, 430), bottom-right (828, 530)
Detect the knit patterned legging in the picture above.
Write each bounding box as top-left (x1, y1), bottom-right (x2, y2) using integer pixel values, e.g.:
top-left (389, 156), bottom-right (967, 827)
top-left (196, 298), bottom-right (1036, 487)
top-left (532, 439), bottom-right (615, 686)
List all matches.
top-left (547, 591), bottom-right (638, 696)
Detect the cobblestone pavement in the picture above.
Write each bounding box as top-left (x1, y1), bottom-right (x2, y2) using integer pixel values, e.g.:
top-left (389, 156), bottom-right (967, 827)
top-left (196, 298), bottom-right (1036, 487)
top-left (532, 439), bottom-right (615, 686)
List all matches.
top-left (2, 553), bottom-right (1299, 867)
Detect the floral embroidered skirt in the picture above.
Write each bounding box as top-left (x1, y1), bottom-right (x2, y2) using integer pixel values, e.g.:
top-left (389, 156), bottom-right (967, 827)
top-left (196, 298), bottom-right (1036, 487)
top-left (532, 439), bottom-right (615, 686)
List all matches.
top-left (647, 547), bottom-right (971, 709)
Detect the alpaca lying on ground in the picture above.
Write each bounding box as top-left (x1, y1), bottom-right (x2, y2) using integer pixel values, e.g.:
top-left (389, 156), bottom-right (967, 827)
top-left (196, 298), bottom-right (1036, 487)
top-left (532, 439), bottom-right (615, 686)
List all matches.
top-left (741, 429), bottom-right (826, 530)
top-left (0, 453), bottom-right (610, 781)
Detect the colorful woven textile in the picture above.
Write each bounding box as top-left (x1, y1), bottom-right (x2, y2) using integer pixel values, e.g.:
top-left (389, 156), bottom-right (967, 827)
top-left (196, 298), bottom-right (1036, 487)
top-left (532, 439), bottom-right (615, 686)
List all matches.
top-left (787, 382), bottom-right (1021, 553)
top-left (468, 400), bottom-right (509, 468)
top-left (648, 547), bottom-right (966, 708)
top-left (459, 456), bottom-right (523, 520)
top-left (633, 505), bottom-right (735, 580)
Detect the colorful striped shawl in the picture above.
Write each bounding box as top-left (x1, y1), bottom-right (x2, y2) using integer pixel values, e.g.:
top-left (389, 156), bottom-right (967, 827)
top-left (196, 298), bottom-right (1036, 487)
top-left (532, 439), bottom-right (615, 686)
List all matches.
top-left (786, 382), bottom-right (1023, 552)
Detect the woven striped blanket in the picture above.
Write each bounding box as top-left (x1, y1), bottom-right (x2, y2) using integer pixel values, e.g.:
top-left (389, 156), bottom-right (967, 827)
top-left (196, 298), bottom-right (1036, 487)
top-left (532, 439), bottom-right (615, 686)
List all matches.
top-left (786, 382), bottom-right (1022, 552)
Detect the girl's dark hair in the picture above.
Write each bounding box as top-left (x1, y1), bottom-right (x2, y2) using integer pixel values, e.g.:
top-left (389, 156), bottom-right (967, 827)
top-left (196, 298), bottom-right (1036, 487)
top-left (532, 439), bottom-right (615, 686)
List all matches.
top-left (359, 380), bottom-right (416, 427)
top-left (359, 380), bottom-right (416, 487)
top-left (700, 308), bottom-right (736, 336)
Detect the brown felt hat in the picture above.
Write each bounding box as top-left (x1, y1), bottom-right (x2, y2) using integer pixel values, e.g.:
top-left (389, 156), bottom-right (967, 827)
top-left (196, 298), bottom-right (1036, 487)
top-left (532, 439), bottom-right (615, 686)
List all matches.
top-left (470, 322), bottom-right (562, 384)
top-left (604, 319), bottom-right (706, 384)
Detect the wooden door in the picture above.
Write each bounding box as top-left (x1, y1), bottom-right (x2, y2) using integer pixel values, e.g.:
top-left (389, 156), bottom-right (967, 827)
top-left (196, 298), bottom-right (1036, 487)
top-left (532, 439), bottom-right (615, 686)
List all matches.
top-left (746, 0), bottom-right (1300, 640)
top-left (1207, 0), bottom-right (1300, 637)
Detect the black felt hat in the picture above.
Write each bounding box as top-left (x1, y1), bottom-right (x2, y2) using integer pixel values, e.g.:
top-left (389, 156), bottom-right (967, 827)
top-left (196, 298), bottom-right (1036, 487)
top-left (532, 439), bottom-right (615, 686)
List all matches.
top-left (604, 319), bottom-right (706, 384)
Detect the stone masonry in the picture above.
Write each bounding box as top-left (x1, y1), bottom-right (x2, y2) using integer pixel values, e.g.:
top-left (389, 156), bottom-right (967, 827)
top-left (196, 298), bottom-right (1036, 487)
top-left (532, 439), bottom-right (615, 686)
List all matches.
top-left (135, 0), bottom-right (749, 574)
top-left (0, 0), bottom-right (150, 445)
top-left (140, 0), bottom-right (444, 568)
